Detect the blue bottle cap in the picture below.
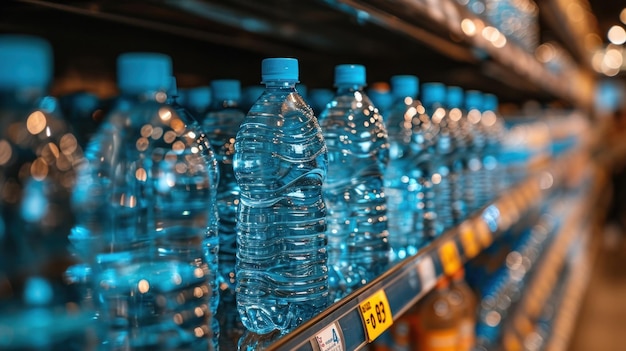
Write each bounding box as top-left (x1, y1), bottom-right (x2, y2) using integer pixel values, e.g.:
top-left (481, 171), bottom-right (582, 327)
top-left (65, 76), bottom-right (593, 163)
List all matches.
top-left (211, 79), bottom-right (241, 102)
top-left (334, 64), bottom-right (366, 86)
top-left (262, 58), bottom-right (299, 82)
top-left (117, 52), bottom-right (172, 94)
top-left (446, 86), bottom-right (464, 108)
top-left (390, 75), bottom-right (419, 99)
top-left (483, 93), bottom-right (498, 112)
top-left (421, 82), bottom-right (446, 107)
top-left (465, 90), bottom-right (483, 111)
top-left (185, 86), bottom-right (212, 110)
top-left (0, 35), bottom-right (53, 89)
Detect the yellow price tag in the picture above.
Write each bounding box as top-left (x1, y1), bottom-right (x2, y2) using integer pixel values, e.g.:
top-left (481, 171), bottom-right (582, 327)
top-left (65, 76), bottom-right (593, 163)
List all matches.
top-left (459, 222), bottom-right (480, 259)
top-left (473, 218), bottom-right (493, 248)
top-left (439, 240), bottom-right (461, 276)
top-left (359, 289), bottom-right (393, 342)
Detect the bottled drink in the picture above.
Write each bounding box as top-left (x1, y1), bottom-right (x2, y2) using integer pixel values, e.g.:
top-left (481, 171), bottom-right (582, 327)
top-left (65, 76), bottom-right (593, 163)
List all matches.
top-left (319, 64), bottom-right (390, 301)
top-left (448, 269), bottom-right (477, 351)
top-left (445, 86), bottom-right (468, 225)
top-left (167, 76), bottom-right (221, 350)
top-left (415, 278), bottom-right (462, 351)
top-left (462, 90), bottom-right (485, 213)
top-left (71, 52), bottom-right (217, 350)
top-left (233, 58), bottom-right (329, 334)
top-left (385, 75), bottom-right (423, 261)
top-left (481, 94), bottom-right (505, 200)
top-left (0, 34), bottom-right (93, 350)
top-left (422, 83), bottom-right (453, 234)
top-left (203, 79), bottom-right (246, 348)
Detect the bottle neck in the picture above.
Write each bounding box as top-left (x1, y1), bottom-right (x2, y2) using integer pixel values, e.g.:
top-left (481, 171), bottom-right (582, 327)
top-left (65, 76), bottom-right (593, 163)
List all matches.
top-left (335, 83), bottom-right (364, 94)
top-left (263, 80), bottom-right (297, 90)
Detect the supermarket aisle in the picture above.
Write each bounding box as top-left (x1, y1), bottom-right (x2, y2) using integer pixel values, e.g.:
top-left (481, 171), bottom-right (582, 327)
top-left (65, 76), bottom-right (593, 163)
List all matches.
top-left (569, 227), bottom-right (626, 351)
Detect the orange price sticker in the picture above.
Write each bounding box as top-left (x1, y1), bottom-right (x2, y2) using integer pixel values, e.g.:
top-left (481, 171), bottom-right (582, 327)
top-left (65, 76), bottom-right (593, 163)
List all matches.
top-left (473, 218), bottom-right (493, 248)
top-left (359, 289), bottom-right (393, 342)
top-left (459, 222), bottom-right (480, 259)
top-left (439, 240), bottom-right (461, 276)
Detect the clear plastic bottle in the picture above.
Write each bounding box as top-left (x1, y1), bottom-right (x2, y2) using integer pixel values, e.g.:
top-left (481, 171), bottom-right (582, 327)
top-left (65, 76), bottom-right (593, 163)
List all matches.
top-left (448, 269), bottom-right (477, 351)
top-left (203, 79), bottom-right (246, 348)
top-left (481, 94), bottom-right (505, 200)
top-left (233, 58), bottom-right (329, 334)
top-left (167, 76), bottom-right (221, 350)
top-left (445, 86), bottom-right (468, 225)
top-left (416, 278), bottom-right (462, 351)
top-left (422, 83), bottom-right (453, 234)
top-left (0, 34), bottom-right (94, 350)
top-left (182, 86), bottom-right (212, 122)
top-left (462, 90), bottom-right (485, 213)
top-left (71, 52), bottom-right (217, 350)
top-left (319, 64), bottom-right (390, 302)
top-left (385, 75), bottom-right (422, 261)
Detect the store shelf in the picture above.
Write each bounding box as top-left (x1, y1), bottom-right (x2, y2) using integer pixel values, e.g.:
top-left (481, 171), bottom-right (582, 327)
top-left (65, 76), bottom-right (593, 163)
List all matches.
top-left (498, 163), bottom-right (602, 351)
top-left (235, 161), bottom-right (566, 351)
top-left (2, 0), bottom-right (595, 108)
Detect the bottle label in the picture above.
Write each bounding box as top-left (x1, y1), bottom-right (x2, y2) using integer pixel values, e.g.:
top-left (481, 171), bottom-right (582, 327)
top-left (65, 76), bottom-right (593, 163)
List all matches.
top-left (459, 222), bottom-right (479, 259)
top-left (315, 322), bottom-right (344, 351)
top-left (420, 328), bottom-right (459, 351)
top-left (417, 256), bottom-right (437, 292)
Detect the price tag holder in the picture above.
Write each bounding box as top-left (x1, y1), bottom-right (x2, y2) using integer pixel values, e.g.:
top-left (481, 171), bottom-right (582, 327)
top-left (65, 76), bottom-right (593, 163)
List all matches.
top-left (459, 222), bottom-right (480, 259)
top-left (417, 255), bottom-right (437, 292)
top-left (474, 217), bottom-right (493, 248)
top-left (314, 322), bottom-right (344, 351)
top-left (359, 289), bottom-right (393, 342)
top-left (439, 240), bottom-right (461, 276)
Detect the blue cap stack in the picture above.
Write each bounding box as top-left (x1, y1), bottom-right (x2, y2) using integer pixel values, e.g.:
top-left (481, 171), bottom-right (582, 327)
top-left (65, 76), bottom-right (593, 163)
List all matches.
top-left (117, 52), bottom-right (172, 94)
top-left (446, 86), bottom-right (464, 109)
top-left (0, 35), bottom-right (53, 90)
top-left (334, 64), bottom-right (366, 86)
top-left (465, 90), bottom-right (483, 111)
top-left (483, 93), bottom-right (498, 112)
top-left (421, 82), bottom-right (446, 107)
top-left (211, 79), bottom-right (241, 102)
top-left (390, 75), bottom-right (419, 99)
top-left (262, 58), bottom-right (299, 82)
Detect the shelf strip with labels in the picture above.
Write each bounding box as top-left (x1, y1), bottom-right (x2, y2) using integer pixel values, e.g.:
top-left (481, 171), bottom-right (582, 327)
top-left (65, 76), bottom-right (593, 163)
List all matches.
top-left (264, 160), bottom-right (566, 351)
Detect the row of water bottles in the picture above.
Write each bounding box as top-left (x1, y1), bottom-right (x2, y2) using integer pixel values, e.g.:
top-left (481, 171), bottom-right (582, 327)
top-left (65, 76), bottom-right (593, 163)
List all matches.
top-left (0, 33), bottom-right (507, 350)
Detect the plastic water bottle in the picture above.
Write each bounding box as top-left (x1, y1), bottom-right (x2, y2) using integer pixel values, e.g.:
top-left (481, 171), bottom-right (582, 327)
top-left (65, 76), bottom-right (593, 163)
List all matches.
top-left (385, 75), bottom-right (423, 261)
top-left (446, 86), bottom-right (468, 225)
top-left (233, 58), bottom-right (329, 334)
top-left (422, 83), bottom-right (453, 234)
top-left (462, 90), bottom-right (485, 213)
top-left (319, 64), bottom-right (390, 301)
top-left (0, 34), bottom-right (94, 350)
top-left (71, 52), bottom-right (218, 350)
top-left (481, 94), bottom-right (505, 200)
top-left (167, 76), bottom-right (221, 350)
top-left (202, 79), bottom-right (246, 348)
